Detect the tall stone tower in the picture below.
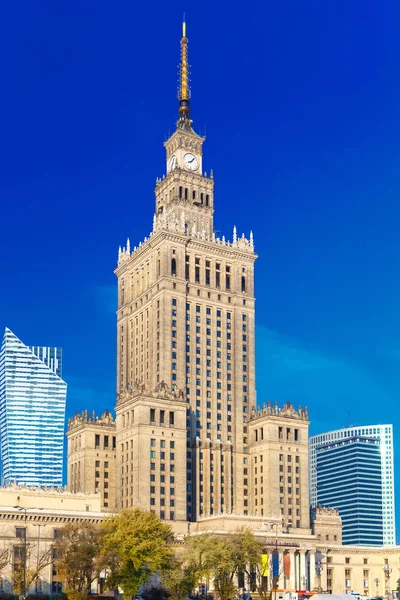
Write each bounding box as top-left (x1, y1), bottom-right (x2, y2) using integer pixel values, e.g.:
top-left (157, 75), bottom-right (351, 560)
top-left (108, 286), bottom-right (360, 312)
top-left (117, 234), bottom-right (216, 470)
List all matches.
top-left (115, 22), bottom-right (256, 522)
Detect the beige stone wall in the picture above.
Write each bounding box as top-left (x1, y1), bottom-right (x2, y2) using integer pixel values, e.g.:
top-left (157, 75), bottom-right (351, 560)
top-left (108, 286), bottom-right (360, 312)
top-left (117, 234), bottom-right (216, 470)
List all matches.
top-left (0, 487), bottom-right (103, 595)
top-left (116, 390), bottom-right (187, 522)
top-left (312, 506), bottom-right (343, 546)
top-left (67, 412), bottom-right (117, 511)
top-left (0, 492), bottom-right (396, 597)
top-left (319, 547), bottom-right (400, 596)
top-left (249, 404), bottom-right (310, 532)
top-left (115, 122), bottom-right (257, 521)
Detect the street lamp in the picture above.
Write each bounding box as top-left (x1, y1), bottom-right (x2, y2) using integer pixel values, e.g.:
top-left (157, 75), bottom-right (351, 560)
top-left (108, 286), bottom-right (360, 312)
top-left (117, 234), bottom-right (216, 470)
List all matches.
top-left (383, 564), bottom-right (392, 597)
top-left (375, 577), bottom-right (380, 596)
top-left (32, 524), bottom-right (46, 593)
top-left (14, 506), bottom-right (28, 600)
top-left (14, 506), bottom-right (43, 599)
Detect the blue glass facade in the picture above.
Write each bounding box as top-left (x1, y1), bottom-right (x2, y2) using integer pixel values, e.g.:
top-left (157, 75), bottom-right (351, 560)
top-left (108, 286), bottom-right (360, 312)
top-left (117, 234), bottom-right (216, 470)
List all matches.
top-left (316, 436), bottom-right (383, 545)
top-left (0, 328), bottom-right (67, 487)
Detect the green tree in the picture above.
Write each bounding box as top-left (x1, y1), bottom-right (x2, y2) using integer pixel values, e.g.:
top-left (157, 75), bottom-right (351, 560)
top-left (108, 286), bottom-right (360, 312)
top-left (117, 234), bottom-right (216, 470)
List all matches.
top-left (230, 529), bottom-right (270, 599)
top-left (161, 555), bottom-right (197, 600)
top-left (53, 522), bottom-right (102, 600)
top-left (100, 508), bottom-right (174, 597)
top-left (12, 540), bottom-right (53, 595)
top-left (184, 530), bottom-right (268, 600)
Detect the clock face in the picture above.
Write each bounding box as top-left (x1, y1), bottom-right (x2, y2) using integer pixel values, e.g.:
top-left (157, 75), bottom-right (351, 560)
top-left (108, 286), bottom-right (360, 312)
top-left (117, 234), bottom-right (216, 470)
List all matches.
top-left (184, 153), bottom-right (198, 171)
top-left (169, 155), bottom-right (177, 170)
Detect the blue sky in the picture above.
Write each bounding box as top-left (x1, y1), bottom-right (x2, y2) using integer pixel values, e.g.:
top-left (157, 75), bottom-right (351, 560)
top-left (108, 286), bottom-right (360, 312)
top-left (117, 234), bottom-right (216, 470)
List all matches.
top-left (1, 1), bottom-right (400, 529)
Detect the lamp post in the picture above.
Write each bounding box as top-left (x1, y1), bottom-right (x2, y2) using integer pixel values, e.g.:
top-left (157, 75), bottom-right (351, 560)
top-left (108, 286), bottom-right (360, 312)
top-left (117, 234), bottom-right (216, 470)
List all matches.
top-left (14, 507), bottom-right (27, 599)
top-left (32, 524), bottom-right (46, 593)
top-left (375, 577), bottom-right (380, 597)
top-left (14, 506), bottom-right (43, 599)
top-left (383, 564), bottom-right (392, 598)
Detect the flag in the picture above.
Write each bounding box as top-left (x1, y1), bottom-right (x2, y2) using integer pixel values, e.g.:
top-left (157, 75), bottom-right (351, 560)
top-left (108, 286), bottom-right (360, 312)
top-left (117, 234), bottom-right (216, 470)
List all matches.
top-left (272, 552), bottom-right (279, 578)
top-left (284, 553), bottom-right (290, 578)
top-left (261, 554), bottom-right (268, 576)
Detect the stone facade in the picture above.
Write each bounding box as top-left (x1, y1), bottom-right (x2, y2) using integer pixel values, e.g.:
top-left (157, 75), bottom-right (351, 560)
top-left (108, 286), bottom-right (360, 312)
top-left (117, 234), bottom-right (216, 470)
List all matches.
top-left (114, 24), bottom-right (256, 521)
top-left (0, 486), bottom-right (102, 595)
top-left (66, 410), bottom-right (117, 510)
top-left (249, 402), bottom-right (310, 532)
top-left (116, 386), bottom-right (187, 521)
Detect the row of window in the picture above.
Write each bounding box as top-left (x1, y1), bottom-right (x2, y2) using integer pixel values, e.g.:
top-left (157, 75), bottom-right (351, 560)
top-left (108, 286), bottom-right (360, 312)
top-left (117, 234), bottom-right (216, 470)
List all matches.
top-left (95, 434), bottom-right (116, 450)
top-left (150, 409), bottom-right (174, 426)
top-left (171, 256), bottom-right (248, 293)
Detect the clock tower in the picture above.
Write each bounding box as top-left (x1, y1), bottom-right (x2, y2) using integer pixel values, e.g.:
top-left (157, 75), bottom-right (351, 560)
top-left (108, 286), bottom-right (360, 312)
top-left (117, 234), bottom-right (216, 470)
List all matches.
top-left (155, 22), bottom-right (214, 239)
top-left (115, 22), bottom-right (257, 522)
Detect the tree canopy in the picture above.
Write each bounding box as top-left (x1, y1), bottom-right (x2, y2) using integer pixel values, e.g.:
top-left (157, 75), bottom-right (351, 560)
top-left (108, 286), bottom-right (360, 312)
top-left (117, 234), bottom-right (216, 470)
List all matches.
top-left (100, 508), bottom-right (174, 597)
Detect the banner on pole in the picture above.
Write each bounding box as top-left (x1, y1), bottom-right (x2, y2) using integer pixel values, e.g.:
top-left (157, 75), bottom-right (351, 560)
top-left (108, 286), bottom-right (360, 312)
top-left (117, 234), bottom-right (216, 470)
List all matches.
top-left (272, 552), bottom-right (279, 578)
top-left (284, 553), bottom-right (290, 577)
top-left (261, 554), bottom-right (269, 576)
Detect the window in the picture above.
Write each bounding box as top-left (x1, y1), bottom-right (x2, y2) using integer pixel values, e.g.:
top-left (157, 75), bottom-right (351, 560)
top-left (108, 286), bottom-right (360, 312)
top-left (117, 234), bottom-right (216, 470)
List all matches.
top-left (16, 528), bottom-right (26, 539)
top-left (150, 408), bottom-right (155, 423)
top-left (95, 434), bottom-right (100, 448)
top-left (169, 412), bottom-right (175, 426)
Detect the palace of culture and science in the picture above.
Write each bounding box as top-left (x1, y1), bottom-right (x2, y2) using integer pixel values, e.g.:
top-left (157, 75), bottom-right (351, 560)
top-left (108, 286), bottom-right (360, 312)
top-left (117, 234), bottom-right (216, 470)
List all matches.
top-left (68, 20), bottom-right (311, 531)
top-left (112, 20), bottom-right (311, 528)
top-left (62, 22), bottom-right (400, 598)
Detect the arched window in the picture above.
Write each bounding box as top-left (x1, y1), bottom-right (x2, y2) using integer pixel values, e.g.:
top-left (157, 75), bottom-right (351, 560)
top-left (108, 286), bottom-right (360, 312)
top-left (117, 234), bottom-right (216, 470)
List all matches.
top-left (205, 194), bottom-right (209, 206)
top-left (185, 188), bottom-right (188, 200)
top-left (171, 258), bottom-right (177, 276)
top-left (241, 276), bottom-right (246, 293)
top-left (179, 186), bottom-right (183, 199)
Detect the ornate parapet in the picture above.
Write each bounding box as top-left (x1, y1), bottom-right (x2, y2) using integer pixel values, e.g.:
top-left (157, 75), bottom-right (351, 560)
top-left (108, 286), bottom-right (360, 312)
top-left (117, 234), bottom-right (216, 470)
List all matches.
top-left (312, 505), bottom-right (343, 545)
top-left (250, 401), bottom-right (309, 423)
top-left (117, 219), bottom-right (255, 266)
top-left (67, 409), bottom-right (116, 432)
top-left (116, 380), bottom-right (187, 407)
top-left (314, 505), bottom-right (340, 517)
top-left (0, 482), bottom-right (98, 498)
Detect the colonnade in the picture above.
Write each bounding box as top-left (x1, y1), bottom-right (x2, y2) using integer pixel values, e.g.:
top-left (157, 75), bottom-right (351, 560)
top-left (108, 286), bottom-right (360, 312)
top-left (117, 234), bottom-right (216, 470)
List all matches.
top-left (271, 548), bottom-right (317, 592)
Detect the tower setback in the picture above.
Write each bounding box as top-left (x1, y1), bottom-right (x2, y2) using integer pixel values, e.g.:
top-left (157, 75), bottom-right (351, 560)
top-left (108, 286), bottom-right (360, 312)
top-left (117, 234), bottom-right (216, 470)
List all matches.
top-left (115, 22), bottom-right (256, 521)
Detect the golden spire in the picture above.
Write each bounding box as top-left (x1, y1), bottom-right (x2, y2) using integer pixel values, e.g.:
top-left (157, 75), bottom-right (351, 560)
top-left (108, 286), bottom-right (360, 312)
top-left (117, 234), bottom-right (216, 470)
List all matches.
top-left (177, 19), bottom-right (191, 129)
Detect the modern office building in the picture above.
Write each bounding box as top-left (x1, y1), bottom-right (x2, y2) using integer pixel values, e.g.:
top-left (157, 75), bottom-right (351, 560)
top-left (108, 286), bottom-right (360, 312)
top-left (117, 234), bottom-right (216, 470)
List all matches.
top-left (115, 21), bottom-right (256, 521)
top-left (28, 345), bottom-right (62, 377)
top-left (310, 425), bottom-right (395, 545)
top-left (316, 435), bottom-right (383, 545)
top-left (0, 328), bottom-right (67, 487)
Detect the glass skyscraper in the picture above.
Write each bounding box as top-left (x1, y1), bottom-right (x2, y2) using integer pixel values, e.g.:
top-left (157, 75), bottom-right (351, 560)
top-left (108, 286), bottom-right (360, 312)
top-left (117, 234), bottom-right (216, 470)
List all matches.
top-left (316, 436), bottom-right (383, 545)
top-left (0, 328), bottom-right (67, 487)
top-left (310, 425), bottom-right (395, 545)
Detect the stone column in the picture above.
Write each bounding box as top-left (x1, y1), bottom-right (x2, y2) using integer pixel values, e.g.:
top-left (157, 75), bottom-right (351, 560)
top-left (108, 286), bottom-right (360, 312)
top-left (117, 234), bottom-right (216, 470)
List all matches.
top-left (195, 441), bottom-right (201, 520)
top-left (309, 551), bottom-right (316, 591)
top-left (285, 550), bottom-right (295, 590)
top-left (223, 442), bottom-right (232, 513)
top-left (203, 440), bottom-right (211, 516)
top-left (213, 441), bottom-right (222, 514)
top-left (299, 551), bottom-right (307, 590)
top-left (277, 551), bottom-right (284, 589)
